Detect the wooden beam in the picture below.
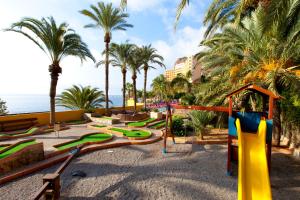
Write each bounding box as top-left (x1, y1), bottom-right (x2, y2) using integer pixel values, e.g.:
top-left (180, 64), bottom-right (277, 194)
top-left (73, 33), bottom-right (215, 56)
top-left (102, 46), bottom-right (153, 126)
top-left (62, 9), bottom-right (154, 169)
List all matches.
top-left (229, 97), bottom-right (233, 117)
top-left (268, 97), bottom-right (274, 119)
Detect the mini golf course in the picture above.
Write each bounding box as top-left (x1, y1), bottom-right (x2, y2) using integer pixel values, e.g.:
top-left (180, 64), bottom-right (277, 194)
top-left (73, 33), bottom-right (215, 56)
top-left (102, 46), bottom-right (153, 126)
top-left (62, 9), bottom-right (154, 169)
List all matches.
top-left (0, 145), bottom-right (9, 151)
top-left (0, 140), bottom-right (37, 159)
top-left (109, 128), bottom-right (152, 140)
top-left (128, 118), bottom-right (156, 127)
top-left (90, 124), bottom-right (107, 128)
top-left (149, 121), bottom-right (166, 129)
top-left (0, 127), bottom-right (39, 138)
top-left (55, 133), bottom-right (113, 151)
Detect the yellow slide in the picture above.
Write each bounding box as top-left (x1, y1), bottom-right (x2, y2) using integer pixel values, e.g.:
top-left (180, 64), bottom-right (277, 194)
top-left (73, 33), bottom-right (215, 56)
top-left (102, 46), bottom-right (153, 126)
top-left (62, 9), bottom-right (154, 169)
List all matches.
top-left (236, 119), bottom-right (272, 200)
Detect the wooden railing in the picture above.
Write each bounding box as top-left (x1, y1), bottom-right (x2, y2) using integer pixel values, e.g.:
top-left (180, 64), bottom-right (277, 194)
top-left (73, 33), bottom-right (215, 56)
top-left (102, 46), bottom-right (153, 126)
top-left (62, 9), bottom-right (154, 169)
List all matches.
top-left (33, 145), bottom-right (83, 200)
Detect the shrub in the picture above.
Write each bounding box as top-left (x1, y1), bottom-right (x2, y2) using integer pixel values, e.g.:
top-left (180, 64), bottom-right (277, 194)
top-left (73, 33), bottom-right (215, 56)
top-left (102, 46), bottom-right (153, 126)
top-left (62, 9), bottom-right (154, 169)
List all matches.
top-left (180, 94), bottom-right (195, 105)
top-left (188, 111), bottom-right (216, 140)
top-left (0, 98), bottom-right (8, 115)
top-left (171, 116), bottom-right (185, 136)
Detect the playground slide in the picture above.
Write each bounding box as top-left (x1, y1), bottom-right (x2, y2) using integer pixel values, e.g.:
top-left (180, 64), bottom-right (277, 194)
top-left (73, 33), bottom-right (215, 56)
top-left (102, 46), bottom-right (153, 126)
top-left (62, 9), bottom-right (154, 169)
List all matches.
top-left (236, 119), bottom-right (272, 200)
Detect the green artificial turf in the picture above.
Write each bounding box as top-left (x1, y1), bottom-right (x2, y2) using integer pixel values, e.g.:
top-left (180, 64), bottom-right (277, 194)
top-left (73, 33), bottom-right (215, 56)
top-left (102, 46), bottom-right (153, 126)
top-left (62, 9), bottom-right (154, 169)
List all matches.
top-left (128, 118), bottom-right (156, 127)
top-left (0, 127), bottom-right (38, 138)
top-left (110, 128), bottom-right (151, 138)
top-left (66, 120), bottom-right (87, 124)
top-left (0, 140), bottom-right (37, 159)
top-left (56, 133), bottom-right (112, 150)
top-left (91, 125), bottom-right (106, 128)
top-left (0, 145), bottom-right (9, 151)
top-left (149, 121), bottom-right (166, 129)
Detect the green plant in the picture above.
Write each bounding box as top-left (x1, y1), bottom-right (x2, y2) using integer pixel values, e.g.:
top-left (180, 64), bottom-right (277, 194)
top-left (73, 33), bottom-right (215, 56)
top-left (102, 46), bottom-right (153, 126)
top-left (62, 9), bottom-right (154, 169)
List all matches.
top-left (171, 116), bottom-right (185, 137)
top-left (80, 1), bottom-right (133, 115)
top-left (6, 17), bottom-right (95, 125)
top-left (56, 85), bottom-right (107, 112)
top-left (180, 94), bottom-right (195, 105)
top-left (188, 111), bottom-right (216, 140)
top-left (0, 98), bottom-right (8, 115)
top-left (139, 44), bottom-right (165, 110)
top-left (152, 108), bottom-right (159, 112)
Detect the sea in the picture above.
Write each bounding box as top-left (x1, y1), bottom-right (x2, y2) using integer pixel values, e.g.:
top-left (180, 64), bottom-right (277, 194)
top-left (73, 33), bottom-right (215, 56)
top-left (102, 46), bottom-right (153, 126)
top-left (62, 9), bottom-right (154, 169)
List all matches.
top-left (0, 94), bottom-right (123, 114)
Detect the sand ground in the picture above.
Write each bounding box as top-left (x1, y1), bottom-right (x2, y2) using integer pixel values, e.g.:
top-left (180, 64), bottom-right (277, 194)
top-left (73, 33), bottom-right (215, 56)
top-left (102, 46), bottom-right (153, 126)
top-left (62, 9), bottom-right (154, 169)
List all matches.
top-left (1, 141), bottom-right (299, 200)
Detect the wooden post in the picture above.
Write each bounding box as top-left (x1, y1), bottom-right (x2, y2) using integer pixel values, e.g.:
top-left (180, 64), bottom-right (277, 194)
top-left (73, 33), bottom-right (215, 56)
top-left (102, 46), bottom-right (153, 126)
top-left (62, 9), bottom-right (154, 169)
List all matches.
top-left (163, 105), bottom-right (169, 154)
top-left (229, 97), bottom-right (233, 117)
top-left (227, 96), bottom-right (233, 175)
top-left (227, 135), bottom-right (232, 176)
top-left (43, 173), bottom-right (60, 200)
top-left (168, 105), bottom-right (175, 144)
top-left (268, 97), bottom-right (274, 119)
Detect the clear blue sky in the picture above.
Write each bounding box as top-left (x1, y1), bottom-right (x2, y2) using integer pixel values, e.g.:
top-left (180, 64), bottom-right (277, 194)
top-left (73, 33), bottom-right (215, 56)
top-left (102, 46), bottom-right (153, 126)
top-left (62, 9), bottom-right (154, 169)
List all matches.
top-left (0, 0), bottom-right (211, 95)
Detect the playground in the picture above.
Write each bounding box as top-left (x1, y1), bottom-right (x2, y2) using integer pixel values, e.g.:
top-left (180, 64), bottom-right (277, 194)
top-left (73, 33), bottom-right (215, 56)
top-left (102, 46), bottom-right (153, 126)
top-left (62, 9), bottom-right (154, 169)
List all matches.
top-left (0, 85), bottom-right (299, 200)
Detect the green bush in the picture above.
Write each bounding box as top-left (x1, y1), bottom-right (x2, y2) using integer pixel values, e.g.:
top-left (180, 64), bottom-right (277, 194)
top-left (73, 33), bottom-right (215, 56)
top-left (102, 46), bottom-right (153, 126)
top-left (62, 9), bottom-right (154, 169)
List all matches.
top-left (0, 98), bottom-right (8, 115)
top-left (171, 116), bottom-right (185, 136)
top-left (180, 94), bottom-right (195, 105)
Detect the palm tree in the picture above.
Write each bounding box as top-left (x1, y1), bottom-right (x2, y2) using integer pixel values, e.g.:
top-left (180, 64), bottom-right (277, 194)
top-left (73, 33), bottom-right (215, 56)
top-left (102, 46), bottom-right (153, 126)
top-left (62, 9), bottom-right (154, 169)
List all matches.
top-left (80, 2), bottom-right (133, 115)
top-left (125, 82), bottom-right (133, 99)
top-left (139, 45), bottom-right (165, 110)
top-left (188, 110), bottom-right (215, 140)
top-left (6, 17), bottom-right (95, 125)
top-left (56, 85), bottom-right (107, 112)
top-left (197, 1), bottom-right (300, 145)
top-left (127, 47), bottom-right (143, 112)
top-left (107, 42), bottom-right (135, 112)
top-left (171, 72), bottom-right (192, 93)
top-left (175, 0), bottom-right (271, 36)
top-left (151, 74), bottom-right (172, 101)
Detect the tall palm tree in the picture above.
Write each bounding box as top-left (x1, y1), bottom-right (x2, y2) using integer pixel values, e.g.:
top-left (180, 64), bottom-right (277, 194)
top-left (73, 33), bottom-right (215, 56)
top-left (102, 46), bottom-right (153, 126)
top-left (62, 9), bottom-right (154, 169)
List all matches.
top-left (175, 0), bottom-right (271, 36)
top-left (6, 17), bottom-right (95, 125)
top-left (56, 85), bottom-right (106, 112)
top-left (171, 72), bottom-right (192, 93)
top-left (127, 47), bottom-right (143, 112)
top-left (140, 45), bottom-right (165, 110)
top-left (125, 82), bottom-right (133, 100)
top-left (197, 1), bottom-right (300, 145)
top-left (80, 2), bottom-right (133, 115)
top-left (108, 42), bottom-right (135, 112)
top-left (151, 74), bottom-right (171, 101)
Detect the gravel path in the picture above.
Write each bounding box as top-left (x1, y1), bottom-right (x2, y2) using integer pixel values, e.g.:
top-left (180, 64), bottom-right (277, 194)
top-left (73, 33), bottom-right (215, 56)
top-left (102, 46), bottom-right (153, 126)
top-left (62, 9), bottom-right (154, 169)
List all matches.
top-left (1, 142), bottom-right (299, 200)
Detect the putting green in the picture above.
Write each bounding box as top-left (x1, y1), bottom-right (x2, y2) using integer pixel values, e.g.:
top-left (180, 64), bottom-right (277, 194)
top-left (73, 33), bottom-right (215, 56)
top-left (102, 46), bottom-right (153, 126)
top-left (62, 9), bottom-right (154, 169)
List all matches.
top-left (0, 140), bottom-right (37, 159)
top-left (56, 133), bottom-right (112, 150)
top-left (91, 125), bottom-right (107, 128)
top-left (110, 128), bottom-right (151, 138)
top-left (149, 121), bottom-right (166, 129)
top-left (0, 127), bottom-right (38, 138)
top-left (128, 118), bottom-right (156, 127)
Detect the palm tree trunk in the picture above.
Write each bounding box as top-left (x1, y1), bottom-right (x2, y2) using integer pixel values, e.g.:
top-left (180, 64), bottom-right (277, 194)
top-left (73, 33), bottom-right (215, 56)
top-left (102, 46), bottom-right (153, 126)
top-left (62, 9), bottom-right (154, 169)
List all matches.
top-left (104, 34), bottom-right (110, 116)
top-left (132, 73), bottom-right (137, 113)
top-left (122, 69), bottom-right (126, 113)
top-left (143, 68), bottom-right (148, 110)
top-left (49, 64), bottom-right (61, 126)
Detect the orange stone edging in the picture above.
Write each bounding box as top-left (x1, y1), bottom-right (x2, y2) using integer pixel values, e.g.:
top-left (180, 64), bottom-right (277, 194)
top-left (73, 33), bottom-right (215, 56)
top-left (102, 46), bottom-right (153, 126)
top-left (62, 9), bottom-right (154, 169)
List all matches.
top-left (0, 134), bottom-right (162, 185)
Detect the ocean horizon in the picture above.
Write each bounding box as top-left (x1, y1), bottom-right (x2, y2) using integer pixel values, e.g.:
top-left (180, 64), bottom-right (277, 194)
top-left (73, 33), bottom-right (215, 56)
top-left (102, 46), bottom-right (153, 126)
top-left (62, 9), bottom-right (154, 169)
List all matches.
top-left (0, 94), bottom-right (123, 114)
